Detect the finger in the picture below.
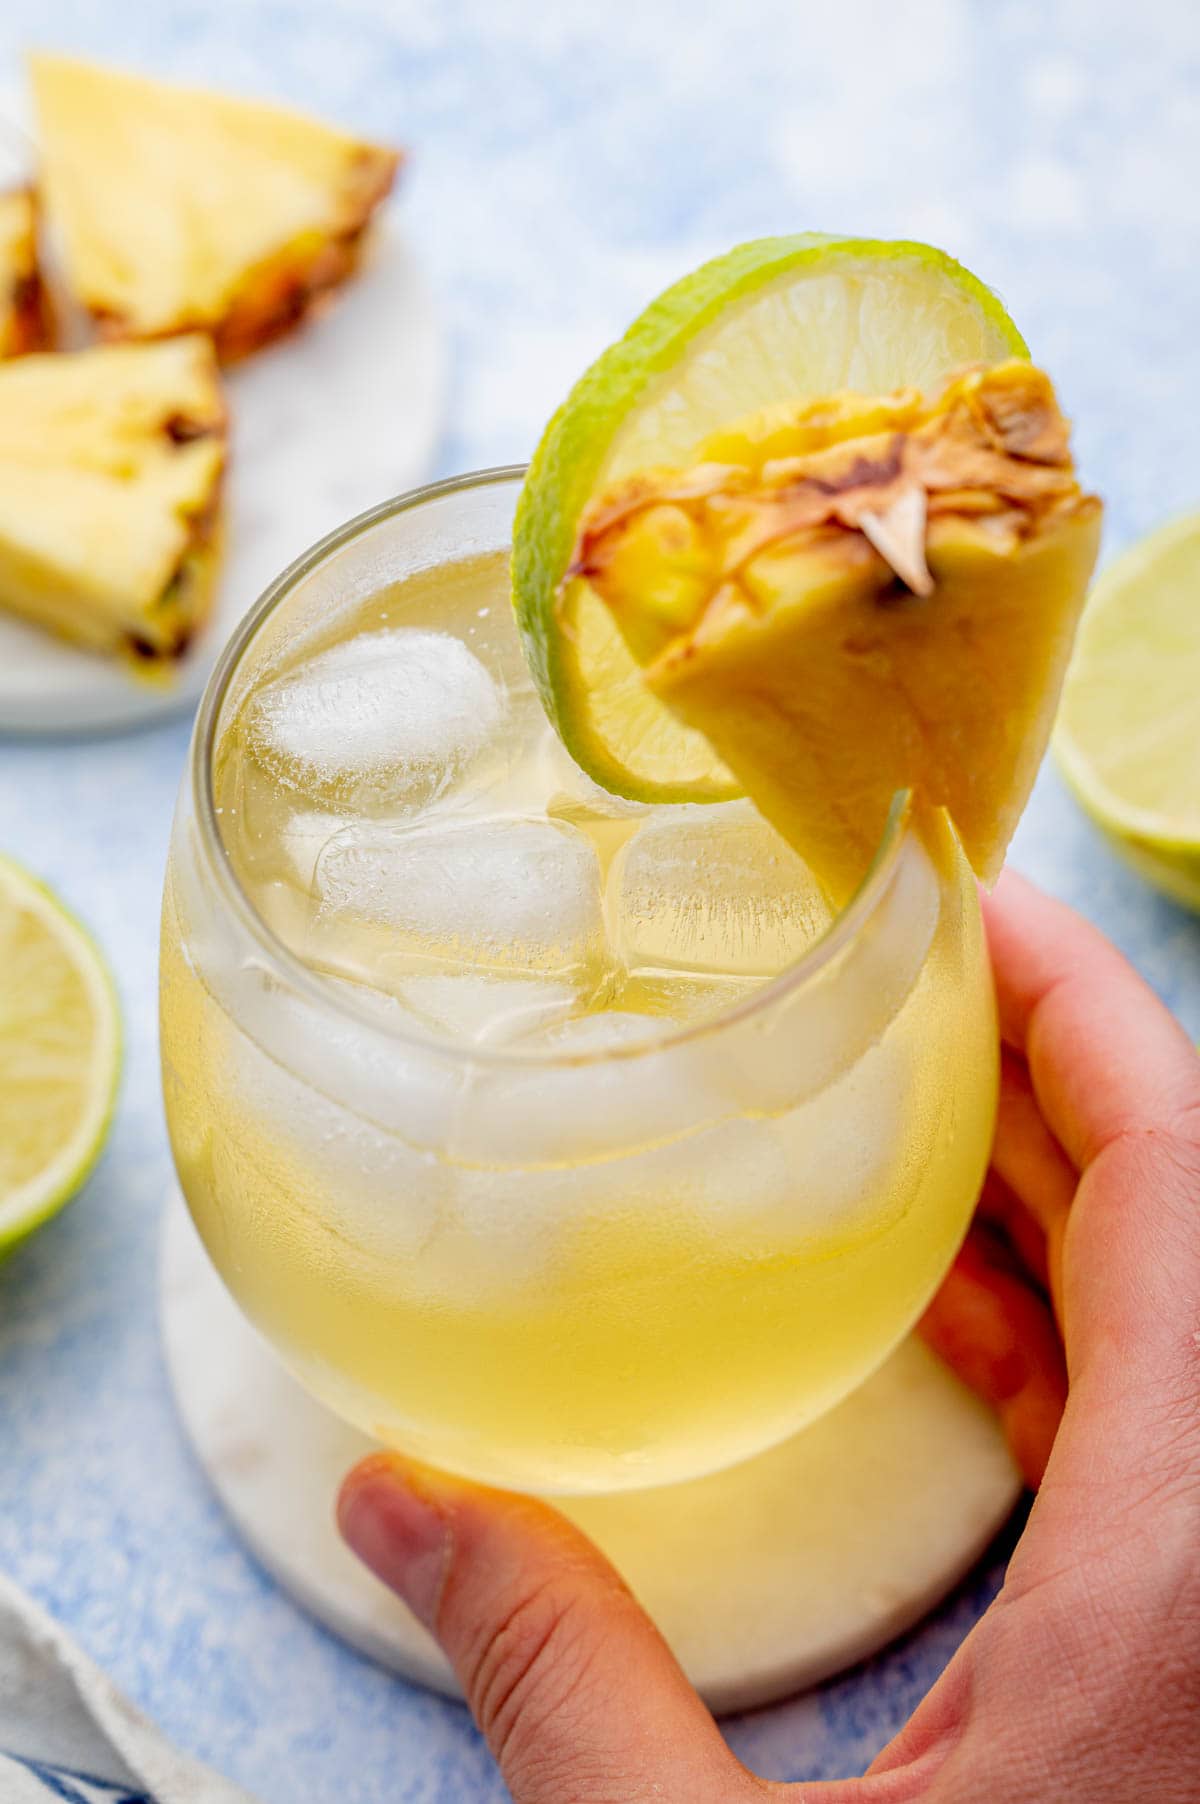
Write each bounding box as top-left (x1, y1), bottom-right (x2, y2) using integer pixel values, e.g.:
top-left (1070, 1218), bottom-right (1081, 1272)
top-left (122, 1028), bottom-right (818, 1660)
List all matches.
top-left (983, 873), bottom-right (1200, 1500)
top-left (919, 1227), bottom-right (1067, 1487)
top-left (989, 1050), bottom-right (1074, 1319)
top-left (984, 871), bottom-right (1200, 1362)
top-left (983, 871), bottom-right (1200, 1172)
top-left (338, 1455), bottom-right (758, 1804)
top-left (977, 1167), bottom-right (1051, 1295)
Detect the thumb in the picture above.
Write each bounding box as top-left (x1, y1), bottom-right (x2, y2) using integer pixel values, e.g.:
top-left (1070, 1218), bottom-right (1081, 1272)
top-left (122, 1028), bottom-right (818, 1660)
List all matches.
top-left (338, 1454), bottom-right (760, 1804)
top-left (982, 876), bottom-right (1200, 1461)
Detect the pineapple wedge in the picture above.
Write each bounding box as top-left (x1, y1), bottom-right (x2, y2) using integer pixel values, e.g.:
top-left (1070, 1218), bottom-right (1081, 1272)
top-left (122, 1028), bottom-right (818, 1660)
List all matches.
top-left (0, 335), bottom-right (226, 659)
top-left (30, 54), bottom-right (400, 360)
top-left (572, 362), bottom-right (1102, 898)
top-left (0, 188), bottom-right (51, 357)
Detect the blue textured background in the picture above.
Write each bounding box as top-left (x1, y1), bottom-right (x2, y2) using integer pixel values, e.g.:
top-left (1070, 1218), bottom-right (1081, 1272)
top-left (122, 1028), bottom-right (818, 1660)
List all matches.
top-left (2, 3), bottom-right (1199, 1799)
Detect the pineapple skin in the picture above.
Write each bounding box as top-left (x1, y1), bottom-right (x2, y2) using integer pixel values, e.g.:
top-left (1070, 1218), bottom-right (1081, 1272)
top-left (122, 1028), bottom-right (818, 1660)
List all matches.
top-left (89, 149), bottom-right (399, 362)
top-left (205, 150), bottom-right (397, 362)
top-left (0, 189), bottom-right (53, 358)
top-left (30, 54), bottom-right (401, 361)
top-left (0, 335), bottom-right (227, 661)
top-left (574, 363), bottom-right (1103, 898)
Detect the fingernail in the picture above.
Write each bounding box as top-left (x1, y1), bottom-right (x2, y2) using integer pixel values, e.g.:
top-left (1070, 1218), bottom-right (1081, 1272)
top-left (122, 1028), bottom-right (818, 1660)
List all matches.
top-left (338, 1460), bottom-right (451, 1631)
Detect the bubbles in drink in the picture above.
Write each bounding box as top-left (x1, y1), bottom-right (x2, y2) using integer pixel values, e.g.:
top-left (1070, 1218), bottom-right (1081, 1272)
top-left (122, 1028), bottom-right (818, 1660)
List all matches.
top-left (608, 799), bottom-right (834, 978)
top-left (174, 539), bottom-right (994, 1493)
top-left (216, 558), bottom-right (843, 1042)
top-left (218, 552), bottom-right (845, 1055)
top-left (246, 627), bottom-right (506, 813)
top-left (311, 815), bottom-right (609, 997)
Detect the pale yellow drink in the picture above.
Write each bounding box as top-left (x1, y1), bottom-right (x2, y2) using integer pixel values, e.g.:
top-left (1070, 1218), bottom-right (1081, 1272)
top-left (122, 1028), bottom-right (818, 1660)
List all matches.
top-left (161, 473), bottom-right (997, 1494)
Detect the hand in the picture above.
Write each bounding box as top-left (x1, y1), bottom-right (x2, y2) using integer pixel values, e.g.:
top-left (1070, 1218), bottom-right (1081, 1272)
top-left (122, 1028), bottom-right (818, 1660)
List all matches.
top-left (338, 874), bottom-right (1200, 1802)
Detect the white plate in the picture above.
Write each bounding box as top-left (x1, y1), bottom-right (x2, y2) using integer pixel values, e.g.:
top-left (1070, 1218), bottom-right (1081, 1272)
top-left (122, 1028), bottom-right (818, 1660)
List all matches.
top-left (0, 92), bottom-right (446, 733)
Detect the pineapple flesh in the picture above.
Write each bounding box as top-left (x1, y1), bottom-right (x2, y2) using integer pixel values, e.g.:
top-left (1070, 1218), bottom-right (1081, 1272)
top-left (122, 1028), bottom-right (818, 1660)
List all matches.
top-left (0, 335), bottom-right (226, 660)
top-left (571, 362), bottom-right (1102, 899)
top-left (0, 188), bottom-right (52, 358)
top-left (30, 54), bottom-right (400, 360)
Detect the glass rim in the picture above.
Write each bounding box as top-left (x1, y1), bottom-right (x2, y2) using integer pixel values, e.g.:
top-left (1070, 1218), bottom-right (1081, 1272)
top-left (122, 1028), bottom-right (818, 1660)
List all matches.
top-left (190, 465), bottom-right (915, 1070)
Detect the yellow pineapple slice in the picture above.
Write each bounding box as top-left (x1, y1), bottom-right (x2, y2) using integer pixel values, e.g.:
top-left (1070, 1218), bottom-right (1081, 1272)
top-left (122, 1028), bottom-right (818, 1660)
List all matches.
top-left (572, 361), bottom-right (1102, 898)
top-left (0, 188), bottom-right (52, 357)
top-left (30, 54), bottom-right (400, 360)
top-left (0, 335), bottom-right (226, 659)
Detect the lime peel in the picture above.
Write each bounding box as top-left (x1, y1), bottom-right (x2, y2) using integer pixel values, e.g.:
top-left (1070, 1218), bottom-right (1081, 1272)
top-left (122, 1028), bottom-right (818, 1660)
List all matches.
top-left (0, 854), bottom-right (121, 1255)
top-left (514, 233), bottom-right (1027, 805)
top-left (1055, 509), bottom-right (1200, 912)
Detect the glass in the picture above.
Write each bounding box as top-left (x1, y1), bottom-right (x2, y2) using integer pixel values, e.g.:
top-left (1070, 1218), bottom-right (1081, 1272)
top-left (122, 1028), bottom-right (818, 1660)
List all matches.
top-left (160, 468), bottom-right (998, 1495)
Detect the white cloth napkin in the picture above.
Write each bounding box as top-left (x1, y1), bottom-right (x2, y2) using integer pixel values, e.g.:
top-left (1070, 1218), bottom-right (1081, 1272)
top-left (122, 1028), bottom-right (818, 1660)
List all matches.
top-left (0, 1572), bottom-right (259, 1803)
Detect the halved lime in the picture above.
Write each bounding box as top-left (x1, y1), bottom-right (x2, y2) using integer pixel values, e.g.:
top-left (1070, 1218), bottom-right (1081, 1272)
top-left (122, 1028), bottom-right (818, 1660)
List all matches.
top-left (0, 855), bottom-right (121, 1255)
top-left (513, 234), bottom-right (1027, 802)
top-left (1055, 512), bottom-right (1200, 911)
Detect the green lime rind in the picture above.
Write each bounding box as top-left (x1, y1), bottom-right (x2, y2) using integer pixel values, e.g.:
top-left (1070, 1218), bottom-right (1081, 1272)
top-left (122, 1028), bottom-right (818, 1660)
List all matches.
top-left (1099, 835), bottom-right (1200, 912)
top-left (513, 232), bottom-right (1027, 802)
top-left (1054, 509), bottom-right (1200, 914)
top-left (0, 854), bottom-right (122, 1258)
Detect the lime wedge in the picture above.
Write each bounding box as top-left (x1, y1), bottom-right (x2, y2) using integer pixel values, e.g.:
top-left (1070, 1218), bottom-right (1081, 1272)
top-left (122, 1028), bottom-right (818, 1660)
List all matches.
top-left (514, 234), bottom-right (1026, 802)
top-left (1055, 512), bottom-right (1200, 910)
top-left (0, 855), bottom-right (121, 1254)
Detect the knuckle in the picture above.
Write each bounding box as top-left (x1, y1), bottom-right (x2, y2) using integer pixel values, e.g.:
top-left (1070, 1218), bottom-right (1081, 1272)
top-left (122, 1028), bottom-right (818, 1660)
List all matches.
top-left (464, 1573), bottom-right (607, 1763)
top-left (1098, 1121), bottom-right (1200, 1242)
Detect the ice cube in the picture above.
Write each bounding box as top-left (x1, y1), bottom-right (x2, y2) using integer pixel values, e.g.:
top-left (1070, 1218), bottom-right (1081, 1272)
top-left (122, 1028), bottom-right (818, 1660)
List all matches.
top-left (397, 974), bottom-right (579, 1045)
top-left (218, 985), bottom-right (451, 1263)
top-left (473, 724), bottom-right (648, 833)
top-left (533, 1010), bottom-right (671, 1053)
top-left (229, 964), bottom-right (467, 1159)
top-left (280, 809), bottom-right (346, 889)
top-left (493, 727), bottom-right (649, 873)
top-left (246, 628), bottom-right (507, 812)
top-left (452, 1007), bottom-right (736, 1166)
top-left (213, 802), bottom-right (348, 967)
top-left (535, 727), bottom-right (653, 821)
top-left (615, 970), bottom-right (763, 1024)
top-left (608, 800), bottom-right (834, 978)
top-left (311, 815), bottom-right (610, 990)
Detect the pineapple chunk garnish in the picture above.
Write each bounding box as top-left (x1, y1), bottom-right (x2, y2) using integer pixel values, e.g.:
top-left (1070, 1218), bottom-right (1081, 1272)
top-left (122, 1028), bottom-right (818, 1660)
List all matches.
top-left (572, 362), bottom-right (1102, 898)
top-left (0, 335), bottom-right (226, 660)
top-left (30, 54), bottom-right (400, 360)
top-left (0, 188), bottom-right (52, 358)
